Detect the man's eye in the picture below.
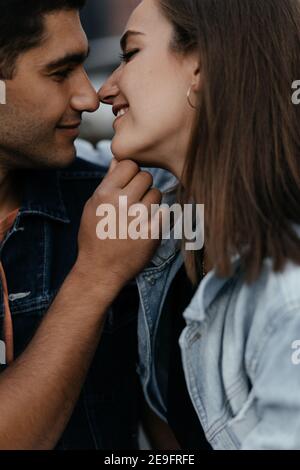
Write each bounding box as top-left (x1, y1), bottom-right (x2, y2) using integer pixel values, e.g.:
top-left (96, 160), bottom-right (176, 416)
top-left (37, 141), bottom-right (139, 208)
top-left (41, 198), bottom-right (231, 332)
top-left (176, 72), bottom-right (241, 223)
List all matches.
top-left (52, 68), bottom-right (73, 80)
top-left (119, 49), bottom-right (139, 64)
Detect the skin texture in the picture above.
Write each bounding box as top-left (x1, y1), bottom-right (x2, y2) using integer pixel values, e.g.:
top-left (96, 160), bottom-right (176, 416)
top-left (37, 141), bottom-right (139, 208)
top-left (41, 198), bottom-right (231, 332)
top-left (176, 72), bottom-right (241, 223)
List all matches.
top-left (99, 0), bottom-right (201, 180)
top-left (0, 10), bottom-right (162, 449)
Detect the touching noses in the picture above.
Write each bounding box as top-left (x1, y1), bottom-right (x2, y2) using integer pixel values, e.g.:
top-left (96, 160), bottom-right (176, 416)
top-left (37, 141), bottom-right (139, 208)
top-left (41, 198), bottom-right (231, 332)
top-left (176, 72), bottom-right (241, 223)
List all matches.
top-left (70, 69), bottom-right (100, 114)
top-left (98, 69), bottom-right (120, 105)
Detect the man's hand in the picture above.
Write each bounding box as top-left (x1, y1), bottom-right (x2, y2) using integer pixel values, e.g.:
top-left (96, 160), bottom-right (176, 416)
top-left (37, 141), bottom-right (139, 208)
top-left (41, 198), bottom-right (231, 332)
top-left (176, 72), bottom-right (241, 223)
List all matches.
top-left (76, 159), bottom-right (162, 289)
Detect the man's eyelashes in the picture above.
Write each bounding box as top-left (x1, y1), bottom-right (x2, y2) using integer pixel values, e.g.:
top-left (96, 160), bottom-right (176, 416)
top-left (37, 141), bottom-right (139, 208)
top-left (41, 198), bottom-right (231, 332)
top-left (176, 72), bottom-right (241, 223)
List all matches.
top-left (51, 68), bottom-right (74, 81)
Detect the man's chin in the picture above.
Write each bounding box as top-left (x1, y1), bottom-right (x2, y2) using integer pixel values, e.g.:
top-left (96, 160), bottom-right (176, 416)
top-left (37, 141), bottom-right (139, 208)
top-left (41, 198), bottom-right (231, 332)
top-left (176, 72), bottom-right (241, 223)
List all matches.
top-left (44, 141), bottom-right (77, 168)
top-left (26, 146), bottom-right (77, 170)
top-left (52, 149), bottom-right (77, 168)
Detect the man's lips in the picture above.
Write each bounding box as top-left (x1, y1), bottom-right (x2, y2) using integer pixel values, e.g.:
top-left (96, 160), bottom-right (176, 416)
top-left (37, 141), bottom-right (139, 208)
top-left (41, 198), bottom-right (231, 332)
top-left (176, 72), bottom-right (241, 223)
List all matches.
top-left (56, 122), bottom-right (81, 138)
top-left (56, 122), bottom-right (81, 129)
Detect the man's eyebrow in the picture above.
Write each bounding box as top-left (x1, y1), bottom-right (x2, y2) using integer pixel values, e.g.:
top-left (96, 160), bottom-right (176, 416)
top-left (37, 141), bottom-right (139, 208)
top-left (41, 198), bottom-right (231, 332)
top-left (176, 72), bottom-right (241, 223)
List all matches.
top-left (44, 46), bottom-right (90, 71)
top-left (120, 31), bottom-right (145, 51)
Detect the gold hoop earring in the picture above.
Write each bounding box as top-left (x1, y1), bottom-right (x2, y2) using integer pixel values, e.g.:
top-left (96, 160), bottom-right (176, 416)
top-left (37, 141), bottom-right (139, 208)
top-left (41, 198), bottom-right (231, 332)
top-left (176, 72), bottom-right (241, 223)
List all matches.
top-left (187, 86), bottom-right (198, 109)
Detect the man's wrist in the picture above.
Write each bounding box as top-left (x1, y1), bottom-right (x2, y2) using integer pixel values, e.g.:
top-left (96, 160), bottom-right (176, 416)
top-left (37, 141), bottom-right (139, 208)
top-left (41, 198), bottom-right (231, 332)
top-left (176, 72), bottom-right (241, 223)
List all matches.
top-left (69, 261), bottom-right (125, 307)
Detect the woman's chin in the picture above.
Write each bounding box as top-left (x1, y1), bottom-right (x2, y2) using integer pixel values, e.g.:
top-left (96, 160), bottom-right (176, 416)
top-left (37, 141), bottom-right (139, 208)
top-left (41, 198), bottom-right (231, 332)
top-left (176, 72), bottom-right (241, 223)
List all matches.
top-left (111, 141), bottom-right (131, 162)
top-left (111, 143), bottom-right (145, 166)
top-left (111, 152), bottom-right (138, 164)
top-left (111, 140), bottom-right (170, 170)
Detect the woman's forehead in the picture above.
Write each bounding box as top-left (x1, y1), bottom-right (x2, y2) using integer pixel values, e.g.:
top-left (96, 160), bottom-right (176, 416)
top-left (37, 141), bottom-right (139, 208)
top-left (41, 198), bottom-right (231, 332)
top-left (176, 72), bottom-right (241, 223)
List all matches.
top-left (125, 0), bottom-right (168, 34)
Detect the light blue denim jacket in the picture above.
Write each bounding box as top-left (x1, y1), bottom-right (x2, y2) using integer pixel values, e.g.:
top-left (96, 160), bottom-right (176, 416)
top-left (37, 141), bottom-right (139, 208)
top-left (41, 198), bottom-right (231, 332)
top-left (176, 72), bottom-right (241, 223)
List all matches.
top-left (137, 245), bottom-right (300, 450)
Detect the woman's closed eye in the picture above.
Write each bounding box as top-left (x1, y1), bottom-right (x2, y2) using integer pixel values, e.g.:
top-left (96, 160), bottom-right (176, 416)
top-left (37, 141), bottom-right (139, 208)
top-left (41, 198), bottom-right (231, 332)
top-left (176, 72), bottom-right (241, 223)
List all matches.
top-left (119, 49), bottom-right (140, 64)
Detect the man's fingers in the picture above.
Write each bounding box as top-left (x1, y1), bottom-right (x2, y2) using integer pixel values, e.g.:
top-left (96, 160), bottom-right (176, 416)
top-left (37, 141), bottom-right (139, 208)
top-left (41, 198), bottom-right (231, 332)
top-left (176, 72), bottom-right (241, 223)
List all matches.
top-left (141, 187), bottom-right (162, 207)
top-left (123, 171), bottom-right (154, 204)
top-left (103, 160), bottom-right (140, 189)
top-left (108, 157), bottom-right (118, 174)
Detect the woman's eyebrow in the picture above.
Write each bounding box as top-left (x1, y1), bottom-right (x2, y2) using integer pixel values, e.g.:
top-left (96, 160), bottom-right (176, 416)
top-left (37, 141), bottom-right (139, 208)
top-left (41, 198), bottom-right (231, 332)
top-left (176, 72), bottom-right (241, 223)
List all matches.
top-left (120, 31), bottom-right (145, 51)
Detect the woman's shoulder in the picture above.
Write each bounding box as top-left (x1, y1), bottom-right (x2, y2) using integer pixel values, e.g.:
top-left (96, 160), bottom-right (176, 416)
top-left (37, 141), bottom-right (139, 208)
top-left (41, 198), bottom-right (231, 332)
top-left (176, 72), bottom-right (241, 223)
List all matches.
top-left (226, 258), bottom-right (300, 373)
top-left (252, 258), bottom-right (300, 315)
top-left (184, 257), bottom-right (300, 330)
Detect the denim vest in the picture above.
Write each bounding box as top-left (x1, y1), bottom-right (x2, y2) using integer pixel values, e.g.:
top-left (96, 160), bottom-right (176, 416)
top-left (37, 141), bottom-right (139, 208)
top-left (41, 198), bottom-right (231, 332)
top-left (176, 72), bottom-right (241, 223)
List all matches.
top-left (138, 243), bottom-right (300, 449)
top-left (0, 158), bottom-right (141, 449)
top-left (135, 182), bottom-right (184, 421)
top-left (136, 238), bottom-right (183, 420)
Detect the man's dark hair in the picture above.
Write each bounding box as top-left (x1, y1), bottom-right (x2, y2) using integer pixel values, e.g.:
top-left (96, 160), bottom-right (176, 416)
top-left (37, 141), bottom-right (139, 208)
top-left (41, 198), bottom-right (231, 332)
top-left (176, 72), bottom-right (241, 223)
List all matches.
top-left (0, 0), bottom-right (86, 78)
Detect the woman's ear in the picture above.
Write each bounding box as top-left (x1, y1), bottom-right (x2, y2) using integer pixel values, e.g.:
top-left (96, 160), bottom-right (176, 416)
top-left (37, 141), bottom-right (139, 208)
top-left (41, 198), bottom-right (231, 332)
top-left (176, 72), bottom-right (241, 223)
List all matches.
top-left (191, 60), bottom-right (201, 93)
top-left (185, 52), bottom-right (201, 93)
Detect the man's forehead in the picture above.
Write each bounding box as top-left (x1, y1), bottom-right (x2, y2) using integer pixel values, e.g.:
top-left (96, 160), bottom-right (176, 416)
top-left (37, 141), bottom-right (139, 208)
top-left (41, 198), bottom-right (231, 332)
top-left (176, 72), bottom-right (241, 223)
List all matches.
top-left (43, 8), bottom-right (84, 37)
top-left (29, 10), bottom-right (89, 67)
top-left (41, 10), bottom-right (88, 53)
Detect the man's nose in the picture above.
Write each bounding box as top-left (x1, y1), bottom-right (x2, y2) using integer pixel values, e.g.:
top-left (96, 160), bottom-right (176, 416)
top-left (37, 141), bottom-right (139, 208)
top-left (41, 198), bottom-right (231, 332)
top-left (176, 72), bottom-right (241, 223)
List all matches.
top-left (98, 69), bottom-right (120, 105)
top-left (71, 70), bottom-right (100, 113)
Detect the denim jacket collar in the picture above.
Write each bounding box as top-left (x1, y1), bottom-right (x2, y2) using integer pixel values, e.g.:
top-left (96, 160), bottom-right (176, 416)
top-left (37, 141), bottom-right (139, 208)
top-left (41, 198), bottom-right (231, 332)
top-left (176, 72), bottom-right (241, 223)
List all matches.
top-left (18, 169), bottom-right (70, 224)
top-left (184, 255), bottom-right (242, 323)
top-left (148, 188), bottom-right (182, 268)
top-left (150, 235), bottom-right (181, 267)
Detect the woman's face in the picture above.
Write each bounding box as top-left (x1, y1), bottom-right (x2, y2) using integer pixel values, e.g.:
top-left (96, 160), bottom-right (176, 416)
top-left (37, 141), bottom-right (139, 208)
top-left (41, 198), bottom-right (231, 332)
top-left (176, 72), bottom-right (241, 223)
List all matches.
top-left (98, 0), bottom-right (200, 179)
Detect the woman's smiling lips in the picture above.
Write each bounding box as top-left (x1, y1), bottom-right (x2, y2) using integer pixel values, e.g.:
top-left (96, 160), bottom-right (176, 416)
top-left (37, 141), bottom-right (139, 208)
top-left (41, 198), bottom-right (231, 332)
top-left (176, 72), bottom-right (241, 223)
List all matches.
top-left (112, 104), bottom-right (130, 127)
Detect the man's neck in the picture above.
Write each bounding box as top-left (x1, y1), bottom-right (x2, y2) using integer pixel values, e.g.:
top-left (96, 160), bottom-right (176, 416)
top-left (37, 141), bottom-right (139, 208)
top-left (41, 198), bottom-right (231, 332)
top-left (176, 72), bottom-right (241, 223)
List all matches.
top-left (0, 169), bottom-right (21, 220)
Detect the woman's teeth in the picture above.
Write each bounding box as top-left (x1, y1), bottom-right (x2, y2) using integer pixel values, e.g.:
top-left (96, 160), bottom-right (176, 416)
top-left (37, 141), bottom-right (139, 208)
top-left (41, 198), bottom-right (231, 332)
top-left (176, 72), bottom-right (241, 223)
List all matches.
top-left (117, 108), bottom-right (129, 118)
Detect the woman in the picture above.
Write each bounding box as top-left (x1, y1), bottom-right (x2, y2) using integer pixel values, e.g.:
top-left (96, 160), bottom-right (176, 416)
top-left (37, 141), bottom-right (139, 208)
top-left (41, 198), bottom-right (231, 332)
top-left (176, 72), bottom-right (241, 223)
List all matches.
top-left (99, 0), bottom-right (300, 449)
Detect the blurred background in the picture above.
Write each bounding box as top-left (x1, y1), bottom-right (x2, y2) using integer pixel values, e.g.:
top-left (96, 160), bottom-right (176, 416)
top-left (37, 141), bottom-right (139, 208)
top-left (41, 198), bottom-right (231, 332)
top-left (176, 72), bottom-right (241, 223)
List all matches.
top-left (79, 0), bottom-right (140, 144)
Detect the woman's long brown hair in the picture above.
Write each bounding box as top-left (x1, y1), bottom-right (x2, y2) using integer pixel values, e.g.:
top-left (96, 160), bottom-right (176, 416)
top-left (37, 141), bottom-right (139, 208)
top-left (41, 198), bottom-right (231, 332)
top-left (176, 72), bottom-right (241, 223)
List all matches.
top-left (159, 0), bottom-right (300, 283)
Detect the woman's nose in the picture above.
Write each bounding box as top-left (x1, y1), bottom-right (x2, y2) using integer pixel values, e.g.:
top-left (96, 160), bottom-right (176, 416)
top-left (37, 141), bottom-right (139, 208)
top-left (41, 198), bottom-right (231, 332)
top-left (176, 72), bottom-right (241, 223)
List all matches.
top-left (98, 76), bottom-right (120, 105)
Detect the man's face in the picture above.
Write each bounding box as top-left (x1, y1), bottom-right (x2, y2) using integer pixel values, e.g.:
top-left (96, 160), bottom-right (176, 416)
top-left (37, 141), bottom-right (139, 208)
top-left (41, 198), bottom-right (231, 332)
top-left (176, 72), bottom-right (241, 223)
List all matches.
top-left (0, 9), bottom-right (99, 170)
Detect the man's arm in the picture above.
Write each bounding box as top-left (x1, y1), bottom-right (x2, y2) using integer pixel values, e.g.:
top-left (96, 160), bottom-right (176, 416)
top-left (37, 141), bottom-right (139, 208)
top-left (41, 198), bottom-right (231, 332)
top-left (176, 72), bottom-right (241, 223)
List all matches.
top-left (0, 160), bottom-right (161, 450)
top-left (0, 266), bottom-right (117, 449)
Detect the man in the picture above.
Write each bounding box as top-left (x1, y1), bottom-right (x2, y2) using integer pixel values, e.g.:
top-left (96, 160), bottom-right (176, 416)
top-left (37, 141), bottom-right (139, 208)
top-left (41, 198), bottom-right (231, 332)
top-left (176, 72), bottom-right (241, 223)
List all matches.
top-left (0, 0), bottom-right (162, 449)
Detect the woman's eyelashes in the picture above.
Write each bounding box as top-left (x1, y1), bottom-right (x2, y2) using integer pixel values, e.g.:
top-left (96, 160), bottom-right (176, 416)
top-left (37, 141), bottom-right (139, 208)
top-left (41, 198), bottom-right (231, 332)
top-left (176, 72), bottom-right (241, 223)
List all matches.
top-left (119, 49), bottom-right (140, 64)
